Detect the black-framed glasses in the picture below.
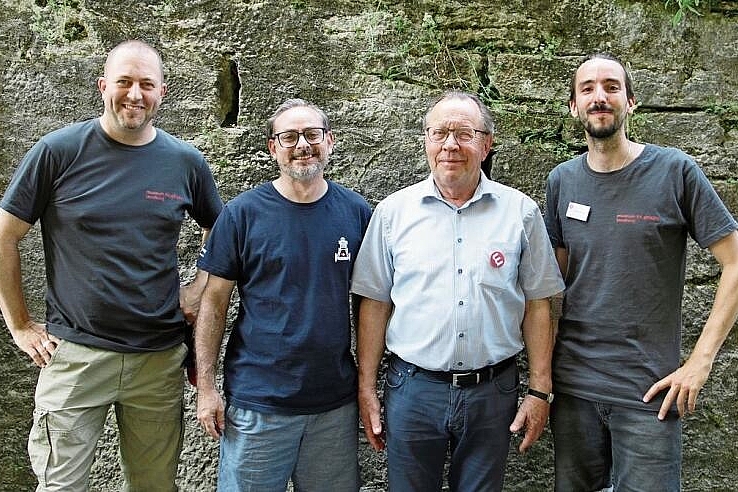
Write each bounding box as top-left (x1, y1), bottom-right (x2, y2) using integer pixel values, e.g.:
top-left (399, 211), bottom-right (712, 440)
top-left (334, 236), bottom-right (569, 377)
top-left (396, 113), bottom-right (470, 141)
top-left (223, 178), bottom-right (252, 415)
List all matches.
top-left (425, 127), bottom-right (489, 144)
top-left (272, 127), bottom-right (327, 148)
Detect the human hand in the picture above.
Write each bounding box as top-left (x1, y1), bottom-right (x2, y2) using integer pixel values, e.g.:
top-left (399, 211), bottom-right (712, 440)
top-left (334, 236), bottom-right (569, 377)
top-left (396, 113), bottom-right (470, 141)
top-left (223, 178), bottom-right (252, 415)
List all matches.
top-left (358, 387), bottom-right (385, 451)
top-left (643, 355), bottom-right (712, 420)
top-left (179, 282), bottom-right (203, 324)
top-left (11, 320), bottom-right (60, 368)
top-left (196, 386), bottom-right (225, 440)
top-left (509, 395), bottom-right (550, 453)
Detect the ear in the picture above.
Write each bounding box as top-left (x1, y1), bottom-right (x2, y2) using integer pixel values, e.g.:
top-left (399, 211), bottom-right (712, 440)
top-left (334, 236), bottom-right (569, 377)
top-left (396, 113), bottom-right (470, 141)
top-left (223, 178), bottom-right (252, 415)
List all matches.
top-left (481, 133), bottom-right (494, 159)
top-left (160, 82), bottom-right (168, 98)
top-left (626, 96), bottom-right (637, 114)
top-left (267, 137), bottom-right (277, 158)
top-left (325, 130), bottom-right (335, 155)
top-left (97, 76), bottom-right (106, 95)
top-left (569, 99), bottom-right (578, 118)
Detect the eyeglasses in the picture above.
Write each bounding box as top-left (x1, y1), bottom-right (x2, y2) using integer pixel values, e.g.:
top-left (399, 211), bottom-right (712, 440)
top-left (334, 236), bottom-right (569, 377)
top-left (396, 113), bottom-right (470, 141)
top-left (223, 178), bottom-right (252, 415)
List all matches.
top-left (272, 127), bottom-right (327, 148)
top-left (425, 127), bottom-right (489, 144)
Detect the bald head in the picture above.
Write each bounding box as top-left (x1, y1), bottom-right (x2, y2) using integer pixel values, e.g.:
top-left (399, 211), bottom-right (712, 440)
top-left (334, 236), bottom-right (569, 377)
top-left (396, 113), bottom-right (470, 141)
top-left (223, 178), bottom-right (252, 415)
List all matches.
top-left (105, 40), bottom-right (164, 81)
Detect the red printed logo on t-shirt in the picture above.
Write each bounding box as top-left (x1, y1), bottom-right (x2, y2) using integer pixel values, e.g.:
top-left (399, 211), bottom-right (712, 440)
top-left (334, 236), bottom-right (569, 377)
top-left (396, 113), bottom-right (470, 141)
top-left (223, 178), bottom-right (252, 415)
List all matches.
top-left (490, 251), bottom-right (505, 268)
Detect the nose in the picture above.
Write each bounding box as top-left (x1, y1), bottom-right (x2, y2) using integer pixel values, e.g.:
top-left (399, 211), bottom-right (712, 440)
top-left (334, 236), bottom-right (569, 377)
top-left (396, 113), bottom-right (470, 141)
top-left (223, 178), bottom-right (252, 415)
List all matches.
top-left (295, 133), bottom-right (310, 148)
top-left (593, 84), bottom-right (607, 102)
top-left (442, 131), bottom-right (460, 150)
top-left (127, 83), bottom-right (142, 100)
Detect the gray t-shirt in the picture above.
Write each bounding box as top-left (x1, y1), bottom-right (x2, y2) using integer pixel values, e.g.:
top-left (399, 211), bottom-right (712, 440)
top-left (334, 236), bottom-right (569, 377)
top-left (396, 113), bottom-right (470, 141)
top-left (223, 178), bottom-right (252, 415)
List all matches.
top-left (1, 119), bottom-right (222, 351)
top-left (545, 144), bottom-right (737, 411)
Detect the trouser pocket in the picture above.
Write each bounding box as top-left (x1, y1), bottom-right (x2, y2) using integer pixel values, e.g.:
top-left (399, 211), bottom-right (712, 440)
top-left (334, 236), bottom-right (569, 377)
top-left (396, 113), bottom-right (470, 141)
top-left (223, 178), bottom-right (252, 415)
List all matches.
top-left (28, 409), bottom-right (51, 488)
top-left (27, 406), bottom-right (107, 491)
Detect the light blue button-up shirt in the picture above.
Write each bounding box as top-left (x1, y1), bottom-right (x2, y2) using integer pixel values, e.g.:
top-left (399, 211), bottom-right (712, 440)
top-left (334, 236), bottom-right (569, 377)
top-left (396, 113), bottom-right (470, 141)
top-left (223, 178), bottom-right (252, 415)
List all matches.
top-left (351, 173), bottom-right (564, 371)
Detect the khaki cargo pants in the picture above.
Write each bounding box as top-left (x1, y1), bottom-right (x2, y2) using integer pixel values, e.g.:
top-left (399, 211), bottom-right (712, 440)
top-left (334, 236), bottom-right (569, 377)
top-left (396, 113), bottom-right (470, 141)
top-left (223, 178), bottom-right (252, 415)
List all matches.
top-left (28, 339), bottom-right (186, 492)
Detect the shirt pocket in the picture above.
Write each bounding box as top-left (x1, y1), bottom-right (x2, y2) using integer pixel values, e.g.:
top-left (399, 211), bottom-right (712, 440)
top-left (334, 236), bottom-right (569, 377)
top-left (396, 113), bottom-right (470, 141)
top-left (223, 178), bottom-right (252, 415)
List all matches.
top-left (477, 242), bottom-right (519, 291)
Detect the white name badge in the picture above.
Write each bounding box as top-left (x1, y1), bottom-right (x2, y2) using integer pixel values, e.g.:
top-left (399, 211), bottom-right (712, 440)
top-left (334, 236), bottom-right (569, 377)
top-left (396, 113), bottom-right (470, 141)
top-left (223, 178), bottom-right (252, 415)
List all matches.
top-left (566, 202), bottom-right (591, 222)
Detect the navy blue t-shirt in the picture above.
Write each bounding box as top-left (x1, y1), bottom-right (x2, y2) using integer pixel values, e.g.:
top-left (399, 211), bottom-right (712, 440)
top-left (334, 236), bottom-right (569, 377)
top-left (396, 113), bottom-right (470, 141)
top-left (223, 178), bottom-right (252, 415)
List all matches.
top-left (1, 119), bottom-right (223, 351)
top-left (198, 181), bottom-right (372, 414)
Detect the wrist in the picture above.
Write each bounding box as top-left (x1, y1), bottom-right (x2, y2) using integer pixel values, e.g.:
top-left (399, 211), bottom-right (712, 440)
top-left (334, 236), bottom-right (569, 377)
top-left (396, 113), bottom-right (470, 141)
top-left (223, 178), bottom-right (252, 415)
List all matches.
top-left (528, 388), bottom-right (554, 404)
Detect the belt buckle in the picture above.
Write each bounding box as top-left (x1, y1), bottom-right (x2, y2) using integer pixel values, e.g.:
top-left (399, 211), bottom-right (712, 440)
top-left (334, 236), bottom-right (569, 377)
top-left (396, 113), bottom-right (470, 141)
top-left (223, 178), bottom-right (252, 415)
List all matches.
top-left (451, 371), bottom-right (480, 387)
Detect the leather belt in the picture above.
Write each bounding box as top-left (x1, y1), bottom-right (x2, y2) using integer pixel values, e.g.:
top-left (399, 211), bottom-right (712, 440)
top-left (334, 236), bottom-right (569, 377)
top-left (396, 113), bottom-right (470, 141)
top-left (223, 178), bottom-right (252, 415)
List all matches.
top-left (402, 355), bottom-right (516, 388)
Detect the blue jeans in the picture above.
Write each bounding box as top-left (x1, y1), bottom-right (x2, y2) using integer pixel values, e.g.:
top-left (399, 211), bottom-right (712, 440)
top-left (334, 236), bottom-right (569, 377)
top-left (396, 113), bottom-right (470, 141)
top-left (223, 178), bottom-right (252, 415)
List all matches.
top-left (550, 392), bottom-right (681, 492)
top-left (217, 401), bottom-right (359, 492)
top-left (384, 355), bottom-right (518, 492)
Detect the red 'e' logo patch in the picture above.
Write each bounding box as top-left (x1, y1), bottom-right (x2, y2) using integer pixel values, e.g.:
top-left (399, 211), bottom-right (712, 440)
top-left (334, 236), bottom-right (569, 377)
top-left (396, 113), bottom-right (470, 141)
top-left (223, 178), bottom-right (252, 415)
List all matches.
top-left (490, 251), bottom-right (505, 268)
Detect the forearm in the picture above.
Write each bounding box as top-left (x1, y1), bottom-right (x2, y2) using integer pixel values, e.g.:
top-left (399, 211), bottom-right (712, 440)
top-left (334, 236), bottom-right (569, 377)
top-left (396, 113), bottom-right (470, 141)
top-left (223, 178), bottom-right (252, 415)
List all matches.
top-left (521, 298), bottom-right (554, 391)
top-left (357, 297), bottom-right (392, 392)
top-left (195, 277), bottom-right (233, 390)
top-left (192, 229), bottom-right (211, 284)
top-left (692, 231), bottom-right (738, 363)
top-left (0, 239), bottom-right (32, 333)
top-left (184, 229), bottom-right (211, 290)
top-left (0, 211), bottom-right (34, 334)
top-left (187, 268), bottom-right (210, 297)
top-left (690, 265), bottom-right (738, 362)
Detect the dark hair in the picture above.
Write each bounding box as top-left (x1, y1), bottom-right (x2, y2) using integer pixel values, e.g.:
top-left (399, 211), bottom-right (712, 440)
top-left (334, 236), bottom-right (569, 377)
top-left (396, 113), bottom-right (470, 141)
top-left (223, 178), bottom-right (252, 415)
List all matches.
top-left (423, 91), bottom-right (495, 134)
top-left (266, 98), bottom-right (331, 139)
top-left (569, 52), bottom-right (634, 103)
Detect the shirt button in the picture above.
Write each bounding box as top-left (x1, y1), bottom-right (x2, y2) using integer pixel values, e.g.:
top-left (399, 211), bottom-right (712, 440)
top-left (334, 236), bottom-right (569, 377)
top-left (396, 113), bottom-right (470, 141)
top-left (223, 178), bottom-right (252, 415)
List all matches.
top-left (458, 333), bottom-right (464, 338)
top-left (457, 268), bottom-right (463, 274)
top-left (458, 300), bottom-right (464, 306)
top-left (457, 210), bottom-right (462, 214)
top-left (457, 362), bottom-right (464, 367)
top-left (457, 238), bottom-right (462, 243)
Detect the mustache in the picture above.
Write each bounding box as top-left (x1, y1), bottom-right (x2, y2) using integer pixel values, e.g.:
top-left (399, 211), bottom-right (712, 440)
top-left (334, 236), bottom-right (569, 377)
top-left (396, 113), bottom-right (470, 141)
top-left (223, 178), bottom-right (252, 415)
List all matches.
top-left (292, 149), bottom-right (314, 158)
top-left (587, 103), bottom-right (613, 113)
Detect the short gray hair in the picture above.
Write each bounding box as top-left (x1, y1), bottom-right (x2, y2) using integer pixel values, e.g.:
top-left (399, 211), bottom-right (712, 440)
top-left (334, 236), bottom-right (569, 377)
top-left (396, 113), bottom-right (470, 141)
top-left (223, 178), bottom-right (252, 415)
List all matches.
top-left (266, 99), bottom-right (331, 139)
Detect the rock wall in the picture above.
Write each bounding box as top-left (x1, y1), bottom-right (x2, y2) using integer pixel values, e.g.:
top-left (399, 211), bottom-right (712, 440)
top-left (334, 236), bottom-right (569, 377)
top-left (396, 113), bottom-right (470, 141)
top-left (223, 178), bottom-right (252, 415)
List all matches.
top-left (1, 0), bottom-right (736, 490)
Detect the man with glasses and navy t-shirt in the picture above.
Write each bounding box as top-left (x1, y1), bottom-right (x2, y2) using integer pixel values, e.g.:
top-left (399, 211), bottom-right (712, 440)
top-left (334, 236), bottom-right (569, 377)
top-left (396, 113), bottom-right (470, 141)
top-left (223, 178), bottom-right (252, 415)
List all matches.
top-left (194, 99), bottom-right (371, 491)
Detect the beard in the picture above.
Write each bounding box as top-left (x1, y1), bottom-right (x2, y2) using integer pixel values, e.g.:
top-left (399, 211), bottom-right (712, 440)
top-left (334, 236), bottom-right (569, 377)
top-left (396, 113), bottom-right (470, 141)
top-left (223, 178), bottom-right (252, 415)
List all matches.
top-left (116, 113), bottom-right (152, 131)
top-left (581, 103), bottom-right (626, 139)
top-left (279, 150), bottom-right (327, 181)
top-left (113, 103), bottom-right (155, 132)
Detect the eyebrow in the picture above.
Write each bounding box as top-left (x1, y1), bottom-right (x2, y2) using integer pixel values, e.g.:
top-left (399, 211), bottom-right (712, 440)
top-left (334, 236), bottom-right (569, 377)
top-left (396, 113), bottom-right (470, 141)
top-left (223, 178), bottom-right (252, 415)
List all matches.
top-left (114, 75), bottom-right (159, 83)
top-left (578, 77), bottom-right (622, 87)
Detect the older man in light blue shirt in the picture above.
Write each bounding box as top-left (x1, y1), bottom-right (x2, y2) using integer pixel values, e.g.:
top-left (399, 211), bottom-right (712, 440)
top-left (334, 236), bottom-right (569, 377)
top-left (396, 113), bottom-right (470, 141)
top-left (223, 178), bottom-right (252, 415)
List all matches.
top-left (352, 90), bottom-right (564, 492)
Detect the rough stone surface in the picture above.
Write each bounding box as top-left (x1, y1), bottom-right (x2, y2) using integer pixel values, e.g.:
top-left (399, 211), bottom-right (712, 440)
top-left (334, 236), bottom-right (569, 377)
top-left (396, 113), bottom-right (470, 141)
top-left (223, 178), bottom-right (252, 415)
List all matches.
top-left (1, 1), bottom-right (737, 491)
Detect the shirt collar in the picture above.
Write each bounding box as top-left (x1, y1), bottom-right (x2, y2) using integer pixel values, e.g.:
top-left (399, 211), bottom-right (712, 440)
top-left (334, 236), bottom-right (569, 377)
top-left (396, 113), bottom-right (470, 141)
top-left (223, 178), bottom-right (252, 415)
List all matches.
top-left (420, 172), bottom-right (500, 207)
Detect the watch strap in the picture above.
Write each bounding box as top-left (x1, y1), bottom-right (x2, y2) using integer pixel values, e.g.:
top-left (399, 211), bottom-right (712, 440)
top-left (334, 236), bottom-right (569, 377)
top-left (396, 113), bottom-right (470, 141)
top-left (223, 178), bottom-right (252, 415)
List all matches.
top-left (528, 388), bottom-right (554, 404)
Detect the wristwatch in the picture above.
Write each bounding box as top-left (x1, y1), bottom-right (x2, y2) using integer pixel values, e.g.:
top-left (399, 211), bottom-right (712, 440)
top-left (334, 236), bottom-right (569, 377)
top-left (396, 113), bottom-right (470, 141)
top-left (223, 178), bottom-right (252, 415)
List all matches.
top-left (528, 388), bottom-right (554, 404)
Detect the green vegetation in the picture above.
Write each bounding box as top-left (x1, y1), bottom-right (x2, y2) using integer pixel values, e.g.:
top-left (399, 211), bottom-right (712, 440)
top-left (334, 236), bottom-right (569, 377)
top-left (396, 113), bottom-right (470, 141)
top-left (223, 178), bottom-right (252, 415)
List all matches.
top-left (30, 0), bottom-right (86, 44)
top-left (538, 34), bottom-right (562, 61)
top-left (625, 112), bottom-right (653, 142)
top-left (706, 102), bottom-right (738, 132)
top-left (665, 0), bottom-right (702, 26)
top-left (355, 8), bottom-right (495, 102)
